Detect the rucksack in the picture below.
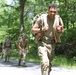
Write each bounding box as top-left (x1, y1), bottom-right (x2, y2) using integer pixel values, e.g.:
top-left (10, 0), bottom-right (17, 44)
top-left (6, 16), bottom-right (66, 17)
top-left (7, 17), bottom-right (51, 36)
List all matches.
top-left (32, 12), bottom-right (46, 27)
top-left (31, 12), bottom-right (62, 43)
top-left (31, 12), bottom-right (47, 43)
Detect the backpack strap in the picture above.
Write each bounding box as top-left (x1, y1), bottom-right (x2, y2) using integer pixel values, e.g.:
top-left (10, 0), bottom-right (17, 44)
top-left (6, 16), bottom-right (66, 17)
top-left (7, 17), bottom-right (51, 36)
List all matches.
top-left (53, 15), bottom-right (64, 43)
top-left (32, 13), bottom-right (47, 43)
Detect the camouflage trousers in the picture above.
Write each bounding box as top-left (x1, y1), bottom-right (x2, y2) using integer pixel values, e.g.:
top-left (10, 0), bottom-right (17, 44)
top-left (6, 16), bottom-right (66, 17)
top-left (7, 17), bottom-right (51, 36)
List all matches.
top-left (19, 49), bottom-right (27, 64)
top-left (5, 48), bottom-right (11, 55)
top-left (38, 42), bottom-right (56, 75)
top-left (5, 48), bottom-right (11, 61)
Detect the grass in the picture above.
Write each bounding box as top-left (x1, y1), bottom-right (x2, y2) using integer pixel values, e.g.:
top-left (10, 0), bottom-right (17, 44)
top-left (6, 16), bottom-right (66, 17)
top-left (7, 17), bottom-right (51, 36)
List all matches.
top-left (26, 54), bottom-right (76, 69)
top-left (27, 54), bottom-right (76, 69)
top-left (52, 55), bottom-right (76, 69)
top-left (5, 51), bottom-right (76, 69)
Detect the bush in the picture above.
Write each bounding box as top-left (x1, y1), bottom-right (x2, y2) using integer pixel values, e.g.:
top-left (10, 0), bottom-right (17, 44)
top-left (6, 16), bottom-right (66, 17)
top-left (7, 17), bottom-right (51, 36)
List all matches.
top-left (55, 27), bottom-right (76, 58)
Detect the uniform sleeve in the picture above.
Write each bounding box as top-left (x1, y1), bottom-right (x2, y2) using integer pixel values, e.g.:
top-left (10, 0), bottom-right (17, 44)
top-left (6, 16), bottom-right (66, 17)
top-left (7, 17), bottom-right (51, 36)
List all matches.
top-left (25, 39), bottom-right (29, 49)
top-left (26, 39), bottom-right (29, 44)
top-left (59, 17), bottom-right (64, 27)
top-left (34, 16), bottom-right (43, 27)
top-left (17, 38), bottom-right (22, 46)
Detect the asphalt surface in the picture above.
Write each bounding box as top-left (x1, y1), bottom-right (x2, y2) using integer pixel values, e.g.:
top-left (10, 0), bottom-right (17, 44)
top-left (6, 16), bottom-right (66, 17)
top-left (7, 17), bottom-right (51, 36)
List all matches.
top-left (0, 58), bottom-right (76, 75)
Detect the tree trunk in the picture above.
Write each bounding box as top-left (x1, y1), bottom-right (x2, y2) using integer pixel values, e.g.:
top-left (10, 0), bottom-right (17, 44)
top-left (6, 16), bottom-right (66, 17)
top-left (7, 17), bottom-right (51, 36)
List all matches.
top-left (20, 0), bottom-right (26, 34)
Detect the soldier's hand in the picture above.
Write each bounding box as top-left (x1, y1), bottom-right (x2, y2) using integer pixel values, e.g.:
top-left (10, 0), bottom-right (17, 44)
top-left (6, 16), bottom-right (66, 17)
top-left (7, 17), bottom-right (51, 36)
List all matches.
top-left (21, 49), bottom-right (24, 52)
top-left (56, 25), bottom-right (64, 33)
top-left (42, 26), bottom-right (48, 31)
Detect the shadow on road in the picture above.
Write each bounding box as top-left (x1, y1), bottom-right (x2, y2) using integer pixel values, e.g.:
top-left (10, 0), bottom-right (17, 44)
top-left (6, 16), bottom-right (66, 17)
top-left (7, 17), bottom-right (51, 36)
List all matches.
top-left (0, 58), bottom-right (76, 75)
top-left (0, 58), bottom-right (40, 68)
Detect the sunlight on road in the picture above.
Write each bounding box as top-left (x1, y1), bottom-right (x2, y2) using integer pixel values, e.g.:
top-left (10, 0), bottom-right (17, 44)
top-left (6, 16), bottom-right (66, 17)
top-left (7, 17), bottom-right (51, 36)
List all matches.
top-left (0, 59), bottom-right (76, 75)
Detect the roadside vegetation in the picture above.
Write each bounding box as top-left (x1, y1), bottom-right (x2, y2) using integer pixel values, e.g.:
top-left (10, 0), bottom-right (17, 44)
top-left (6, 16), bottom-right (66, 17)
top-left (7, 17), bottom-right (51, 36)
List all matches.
top-left (0, 0), bottom-right (76, 69)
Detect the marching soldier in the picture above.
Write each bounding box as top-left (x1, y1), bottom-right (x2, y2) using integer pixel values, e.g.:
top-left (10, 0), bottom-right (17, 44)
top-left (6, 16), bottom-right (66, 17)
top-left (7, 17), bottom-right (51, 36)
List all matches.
top-left (4, 36), bottom-right (12, 62)
top-left (32, 3), bottom-right (64, 75)
top-left (17, 33), bottom-right (30, 66)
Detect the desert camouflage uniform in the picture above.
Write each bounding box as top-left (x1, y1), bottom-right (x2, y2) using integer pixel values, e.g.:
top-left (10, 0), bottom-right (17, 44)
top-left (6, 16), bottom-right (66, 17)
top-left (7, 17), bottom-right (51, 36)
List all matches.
top-left (34, 14), bottom-right (63, 75)
top-left (4, 37), bottom-right (12, 62)
top-left (18, 35), bottom-right (29, 66)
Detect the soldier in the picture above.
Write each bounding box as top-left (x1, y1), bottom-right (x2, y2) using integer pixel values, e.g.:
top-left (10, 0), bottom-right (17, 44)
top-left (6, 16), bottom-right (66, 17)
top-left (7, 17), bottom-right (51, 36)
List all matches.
top-left (32, 3), bottom-right (64, 75)
top-left (0, 42), bottom-right (4, 59)
top-left (4, 36), bottom-right (12, 62)
top-left (0, 42), bottom-right (3, 58)
top-left (17, 33), bottom-right (30, 66)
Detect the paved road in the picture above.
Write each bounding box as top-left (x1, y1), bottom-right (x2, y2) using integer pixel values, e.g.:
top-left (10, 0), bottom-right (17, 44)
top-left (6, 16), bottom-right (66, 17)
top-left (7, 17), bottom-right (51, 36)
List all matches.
top-left (0, 58), bottom-right (76, 75)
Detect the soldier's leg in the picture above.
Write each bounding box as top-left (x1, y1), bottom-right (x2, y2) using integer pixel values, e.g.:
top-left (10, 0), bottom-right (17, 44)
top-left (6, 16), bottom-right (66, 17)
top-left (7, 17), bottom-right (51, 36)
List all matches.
top-left (5, 49), bottom-right (8, 61)
top-left (48, 44), bottom-right (55, 74)
top-left (1, 52), bottom-right (3, 59)
top-left (7, 49), bottom-right (11, 62)
top-left (22, 52), bottom-right (26, 66)
top-left (1, 53), bottom-right (3, 58)
top-left (7, 54), bottom-right (10, 62)
top-left (5, 55), bottom-right (7, 61)
top-left (48, 62), bottom-right (52, 74)
top-left (18, 51), bottom-right (22, 66)
top-left (5, 49), bottom-right (9, 61)
top-left (38, 46), bottom-right (50, 75)
top-left (1, 49), bottom-right (5, 59)
top-left (18, 55), bottom-right (22, 66)
top-left (1, 50), bottom-right (3, 59)
top-left (5, 54), bottom-right (8, 61)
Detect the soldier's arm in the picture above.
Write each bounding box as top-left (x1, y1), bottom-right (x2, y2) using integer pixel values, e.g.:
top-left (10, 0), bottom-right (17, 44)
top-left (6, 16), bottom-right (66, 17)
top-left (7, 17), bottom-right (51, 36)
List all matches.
top-left (3, 42), bottom-right (5, 49)
top-left (56, 17), bottom-right (64, 33)
top-left (18, 42), bottom-right (23, 51)
top-left (32, 24), bottom-right (40, 34)
top-left (11, 41), bottom-right (13, 50)
top-left (32, 17), bottom-right (41, 34)
top-left (32, 17), bottom-right (48, 34)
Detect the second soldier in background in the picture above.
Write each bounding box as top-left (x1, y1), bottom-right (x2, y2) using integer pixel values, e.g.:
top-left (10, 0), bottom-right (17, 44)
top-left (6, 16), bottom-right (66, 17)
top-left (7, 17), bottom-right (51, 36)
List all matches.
top-left (17, 33), bottom-right (30, 66)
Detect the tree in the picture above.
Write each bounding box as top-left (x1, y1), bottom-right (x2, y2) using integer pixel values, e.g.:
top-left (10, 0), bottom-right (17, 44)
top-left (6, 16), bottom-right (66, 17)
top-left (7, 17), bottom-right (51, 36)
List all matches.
top-left (19, 0), bottom-right (26, 34)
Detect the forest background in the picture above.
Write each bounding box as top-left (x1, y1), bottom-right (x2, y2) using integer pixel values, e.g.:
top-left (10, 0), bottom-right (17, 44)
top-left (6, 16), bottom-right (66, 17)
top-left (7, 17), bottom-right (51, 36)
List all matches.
top-left (0, 0), bottom-right (76, 69)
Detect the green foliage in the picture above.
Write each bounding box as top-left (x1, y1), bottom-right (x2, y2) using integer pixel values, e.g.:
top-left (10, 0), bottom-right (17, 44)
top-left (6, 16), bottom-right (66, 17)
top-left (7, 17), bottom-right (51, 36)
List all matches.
top-left (55, 27), bottom-right (76, 58)
top-left (29, 40), bottom-right (38, 58)
top-left (25, 39), bottom-right (40, 62)
top-left (60, 26), bottom-right (76, 42)
top-left (52, 55), bottom-right (76, 69)
top-left (0, 0), bottom-right (76, 68)
top-left (66, 28), bottom-right (76, 43)
top-left (11, 49), bottom-right (18, 58)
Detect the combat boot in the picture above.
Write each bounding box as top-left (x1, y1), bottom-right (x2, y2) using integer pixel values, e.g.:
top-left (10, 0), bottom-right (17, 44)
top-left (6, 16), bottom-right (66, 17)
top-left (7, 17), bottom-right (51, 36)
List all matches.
top-left (18, 59), bottom-right (21, 66)
top-left (22, 62), bottom-right (27, 67)
top-left (5, 56), bottom-right (7, 62)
